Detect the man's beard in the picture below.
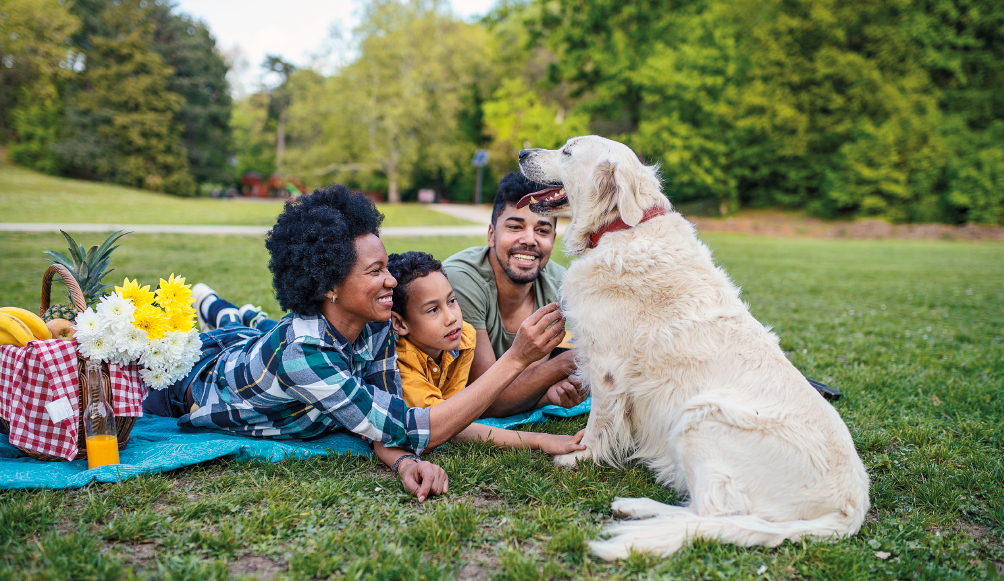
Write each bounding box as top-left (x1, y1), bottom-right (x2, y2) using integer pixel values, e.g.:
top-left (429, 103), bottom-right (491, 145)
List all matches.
top-left (496, 247), bottom-right (542, 284)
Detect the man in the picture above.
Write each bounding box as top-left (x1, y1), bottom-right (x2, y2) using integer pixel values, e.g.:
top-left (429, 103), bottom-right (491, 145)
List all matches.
top-left (443, 172), bottom-right (585, 417)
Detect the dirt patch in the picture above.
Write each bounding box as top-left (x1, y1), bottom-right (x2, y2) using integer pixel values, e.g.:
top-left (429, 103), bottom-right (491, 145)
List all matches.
top-left (686, 210), bottom-right (1004, 242)
top-left (229, 554), bottom-right (286, 580)
top-left (455, 547), bottom-right (499, 581)
top-left (113, 542), bottom-right (159, 571)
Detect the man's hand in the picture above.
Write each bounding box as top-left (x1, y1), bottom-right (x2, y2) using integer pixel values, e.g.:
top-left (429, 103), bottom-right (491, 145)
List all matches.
top-left (539, 375), bottom-right (588, 408)
top-left (534, 429), bottom-right (586, 455)
top-left (399, 459), bottom-right (449, 502)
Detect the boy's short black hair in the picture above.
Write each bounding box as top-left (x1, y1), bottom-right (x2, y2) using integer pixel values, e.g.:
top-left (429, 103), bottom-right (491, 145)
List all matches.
top-left (387, 251), bottom-right (444, 316)
top-left (492, 172), bottom-right (556, 227)
top-left (265, 185), bottom-right (383, 315)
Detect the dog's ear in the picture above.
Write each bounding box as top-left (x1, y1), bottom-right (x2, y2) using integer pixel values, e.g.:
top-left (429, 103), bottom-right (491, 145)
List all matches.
top-left (596, 160), bottom-right (644, 226)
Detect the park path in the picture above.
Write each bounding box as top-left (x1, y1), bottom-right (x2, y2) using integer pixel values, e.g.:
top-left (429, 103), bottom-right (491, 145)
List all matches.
top-left (0, 203), bottom-right (572, 236)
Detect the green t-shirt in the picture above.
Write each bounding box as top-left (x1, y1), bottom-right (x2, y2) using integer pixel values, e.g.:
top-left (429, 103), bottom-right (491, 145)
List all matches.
top-left (442, 246), bottom-right (566, 360)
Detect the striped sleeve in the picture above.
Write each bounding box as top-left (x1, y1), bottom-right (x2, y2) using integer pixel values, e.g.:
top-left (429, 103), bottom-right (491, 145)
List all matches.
top-left (279, 338), bottom-right (430, 454)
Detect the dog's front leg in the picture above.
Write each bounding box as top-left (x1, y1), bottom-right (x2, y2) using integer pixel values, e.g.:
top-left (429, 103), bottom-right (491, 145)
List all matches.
top-left (553, 373), bottom-right (631, 468)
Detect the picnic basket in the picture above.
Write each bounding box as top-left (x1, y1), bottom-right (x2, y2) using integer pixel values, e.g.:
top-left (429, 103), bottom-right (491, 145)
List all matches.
top-left (0, 264), bottom-right (135, 461)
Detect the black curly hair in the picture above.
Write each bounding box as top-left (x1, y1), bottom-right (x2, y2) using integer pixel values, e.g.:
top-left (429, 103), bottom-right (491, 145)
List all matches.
top-left (386, 252), bottom-right (444, 317)
top-left (492, 171), bottom-right (556, 227)
top-left (265, 185), bottom-right (384, 315)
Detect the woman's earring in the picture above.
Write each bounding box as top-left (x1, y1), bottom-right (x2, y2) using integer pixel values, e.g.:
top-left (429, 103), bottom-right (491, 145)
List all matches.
top-left (330, 295), bottom-right (337, 303)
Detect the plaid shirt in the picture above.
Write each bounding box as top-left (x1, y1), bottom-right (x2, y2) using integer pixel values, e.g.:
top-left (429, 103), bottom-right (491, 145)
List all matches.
top-left (179, 314), bottom-right (430, 454)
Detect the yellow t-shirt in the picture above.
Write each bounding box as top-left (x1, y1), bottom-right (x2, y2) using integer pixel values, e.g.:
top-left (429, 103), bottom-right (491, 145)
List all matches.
top-left (397, 322), bottom-right (477, 408)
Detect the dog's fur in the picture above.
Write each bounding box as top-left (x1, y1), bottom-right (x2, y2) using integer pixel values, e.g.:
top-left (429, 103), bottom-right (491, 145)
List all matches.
top-left (518, 135), bottom-right (870, 560)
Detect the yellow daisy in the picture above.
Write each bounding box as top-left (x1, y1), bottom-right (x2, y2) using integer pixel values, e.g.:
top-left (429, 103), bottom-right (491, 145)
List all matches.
top-left (165, 304), bottom-right (196, 333)
top-left (155, 273), bottom-right (192, 310)
top-left (115, 278), bottom-right (155, 309)
top-left (133, 303), bottom-right (168, 340)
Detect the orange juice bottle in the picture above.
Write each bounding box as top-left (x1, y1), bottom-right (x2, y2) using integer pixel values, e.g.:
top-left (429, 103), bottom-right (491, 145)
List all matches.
top-left (83, 360), bottom-right (119, 469)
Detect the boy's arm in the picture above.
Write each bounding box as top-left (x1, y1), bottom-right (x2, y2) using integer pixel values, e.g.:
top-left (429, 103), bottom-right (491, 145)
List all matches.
top-left (453, 424), bottom-right (586, 455)
top-left (468, 330), bottom-right (577, 417)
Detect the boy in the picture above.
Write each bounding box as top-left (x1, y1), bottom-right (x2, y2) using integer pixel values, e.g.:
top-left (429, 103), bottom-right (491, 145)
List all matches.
top-left (387, 251), bottom-right (585, 455)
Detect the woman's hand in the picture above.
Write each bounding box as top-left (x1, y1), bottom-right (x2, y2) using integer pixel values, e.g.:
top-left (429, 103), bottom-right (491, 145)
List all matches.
top-left (535, 429), bottom-right (586, 455)
top-left (399, 459), bottom-right (449, 502)
top-left (510, 303), bottom-right (567, 367)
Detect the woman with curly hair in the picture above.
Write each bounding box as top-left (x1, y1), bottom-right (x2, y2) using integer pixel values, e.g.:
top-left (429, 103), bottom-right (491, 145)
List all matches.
top-left (144, 185), bottom-right (567, 502)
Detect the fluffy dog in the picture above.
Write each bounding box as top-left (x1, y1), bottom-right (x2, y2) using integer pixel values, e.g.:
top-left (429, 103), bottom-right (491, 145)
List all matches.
top-left (517, 135), bottom-right (870, 560)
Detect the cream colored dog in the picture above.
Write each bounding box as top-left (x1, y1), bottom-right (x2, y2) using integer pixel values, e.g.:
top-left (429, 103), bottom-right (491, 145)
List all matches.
top-left (517, 135), bottom-right (870, 560)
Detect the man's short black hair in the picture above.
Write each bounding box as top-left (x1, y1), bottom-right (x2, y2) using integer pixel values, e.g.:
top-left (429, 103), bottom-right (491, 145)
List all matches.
top-left (387, 251), bottom-right (444, 316)
top-left (492, 172), bottom-right (556, 227)
top-left (265, 185), bottom-right (383, 315)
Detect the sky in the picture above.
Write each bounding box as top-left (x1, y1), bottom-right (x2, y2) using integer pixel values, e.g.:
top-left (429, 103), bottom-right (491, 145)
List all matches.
top-left (172, 0), bottom-right (499, 96)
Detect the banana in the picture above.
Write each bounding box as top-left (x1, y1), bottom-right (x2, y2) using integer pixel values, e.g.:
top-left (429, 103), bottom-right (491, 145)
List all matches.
top-left (0, 329), bottom-right (21, 346)
top-left (0, 307), bottom-right (51, 340)
top-left (0, 313), bottom-right (33, 346)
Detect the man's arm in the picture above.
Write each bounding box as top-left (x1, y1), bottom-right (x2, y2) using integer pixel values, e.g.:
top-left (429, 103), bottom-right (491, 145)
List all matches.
top-left (468, 328), bottom-right (576, 417)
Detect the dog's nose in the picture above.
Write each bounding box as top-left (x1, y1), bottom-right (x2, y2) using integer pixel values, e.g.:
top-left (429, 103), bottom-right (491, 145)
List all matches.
top-left (518, 149), bottom-right (530, 161)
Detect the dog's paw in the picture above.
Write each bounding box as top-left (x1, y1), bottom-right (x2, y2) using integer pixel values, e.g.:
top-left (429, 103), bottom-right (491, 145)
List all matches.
top-left (552, 448), bottom-right (592, 468)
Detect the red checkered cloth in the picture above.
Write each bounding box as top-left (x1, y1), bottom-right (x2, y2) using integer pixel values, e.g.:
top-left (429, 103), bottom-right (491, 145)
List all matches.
top-left (0, 340), bottom-right (147, 461)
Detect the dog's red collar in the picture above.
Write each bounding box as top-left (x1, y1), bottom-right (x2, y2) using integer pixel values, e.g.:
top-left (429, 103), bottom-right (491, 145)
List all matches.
top-left (588, 207), bottom-right (668, 249)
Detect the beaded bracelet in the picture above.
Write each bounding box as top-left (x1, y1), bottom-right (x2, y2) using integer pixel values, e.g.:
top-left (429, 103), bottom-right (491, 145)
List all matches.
top-left (390, 454), bottom-right (422, 474)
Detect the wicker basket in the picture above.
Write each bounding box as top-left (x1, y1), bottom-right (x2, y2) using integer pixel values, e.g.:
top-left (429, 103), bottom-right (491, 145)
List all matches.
top-left (0, 264), bottom-right (136, 462)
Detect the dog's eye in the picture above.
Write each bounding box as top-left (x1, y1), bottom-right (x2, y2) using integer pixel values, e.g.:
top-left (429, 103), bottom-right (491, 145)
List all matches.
top-left (562, 148), bottom-right (571, 156)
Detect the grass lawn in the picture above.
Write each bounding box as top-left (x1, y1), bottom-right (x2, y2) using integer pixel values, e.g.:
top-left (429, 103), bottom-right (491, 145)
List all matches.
top-left (0, 231), bottom-right (1002, 580)
top-left (0, 163), bottom-right (476, 227)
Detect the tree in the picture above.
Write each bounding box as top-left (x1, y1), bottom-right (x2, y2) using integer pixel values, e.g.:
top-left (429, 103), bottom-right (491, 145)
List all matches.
top-left (284, 0), bottom-right (493, 203)
top-left (0, 0), bottom-right (79, 143)
top-left (66, 0), bottom-right (194, 195)
top-left (150, 2), bottom-right (233, 184)
top-left (262, 55), bottom-right (295, 172)
top-left (482, 78), bottom-right (589, 176)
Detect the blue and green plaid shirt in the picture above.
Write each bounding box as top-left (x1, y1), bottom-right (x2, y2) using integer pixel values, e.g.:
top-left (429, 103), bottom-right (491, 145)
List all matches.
top-left (178, 314), bottom-right (430, 454)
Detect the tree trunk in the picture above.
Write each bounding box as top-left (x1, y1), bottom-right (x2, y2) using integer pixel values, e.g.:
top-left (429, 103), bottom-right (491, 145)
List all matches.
top-left (276, 110), bottom-right (286, 172)
top-left (387, 147), bottom-right (400, 203)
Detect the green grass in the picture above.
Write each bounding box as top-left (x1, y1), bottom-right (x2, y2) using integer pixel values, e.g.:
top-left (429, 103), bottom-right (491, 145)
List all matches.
top-left (1, 231), bottom-right (1002, 580)
top-left (0, 163), bottom-right (476, 227)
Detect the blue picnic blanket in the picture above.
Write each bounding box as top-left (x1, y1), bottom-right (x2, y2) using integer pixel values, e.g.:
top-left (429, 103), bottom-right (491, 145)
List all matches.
top-left (0, 397), bottom-right (590, 489)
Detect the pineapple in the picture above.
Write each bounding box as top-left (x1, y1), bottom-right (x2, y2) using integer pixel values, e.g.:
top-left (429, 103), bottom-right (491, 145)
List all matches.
top-left (42, 230), bottom-right (130, 322)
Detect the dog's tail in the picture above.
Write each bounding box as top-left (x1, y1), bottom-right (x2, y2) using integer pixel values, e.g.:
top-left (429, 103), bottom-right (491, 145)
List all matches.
top-left (590, 498), bottom-right (863, 560)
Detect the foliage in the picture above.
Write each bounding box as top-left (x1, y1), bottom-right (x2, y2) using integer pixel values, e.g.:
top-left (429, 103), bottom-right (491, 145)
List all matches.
top-left (149, 2), bottom-right (233, 185)
top-left (2, 0), bottom-right (232, 195)
top-left (482, 78), bottom-right (590, 176)
top-left (65, 0), bottom-right (194, 195)
top-left (284, 0), bottom-right (494, 202)
top-left (0, 0), bottom-right (79, 142)
top-left (536, 0), bottom-right (1004, 223)
top-left (230, 92), bottom-right (277, 181)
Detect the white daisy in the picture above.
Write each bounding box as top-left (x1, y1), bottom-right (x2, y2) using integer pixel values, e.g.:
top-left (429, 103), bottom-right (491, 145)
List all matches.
top-left (117, 326), bottom-right (149, 361)
top-left (73, 308), bottom-right (105, 338)
top-left (96, 294), bottom-right (136, 329)
top-left (140, 366), bottom-right (170, 390)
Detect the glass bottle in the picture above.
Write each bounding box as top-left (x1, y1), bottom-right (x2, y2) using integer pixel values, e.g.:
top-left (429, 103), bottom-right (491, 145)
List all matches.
top-left (83, 359), bottom-right (119, 469)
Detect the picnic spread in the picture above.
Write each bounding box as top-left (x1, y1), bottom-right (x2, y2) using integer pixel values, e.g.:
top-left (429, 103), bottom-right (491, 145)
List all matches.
top-left (0, 229), bottom-right (591, 489)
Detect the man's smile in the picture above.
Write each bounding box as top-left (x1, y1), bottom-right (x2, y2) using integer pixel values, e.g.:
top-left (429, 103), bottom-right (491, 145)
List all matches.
top-left (510, 251), bottom-right (540, 267)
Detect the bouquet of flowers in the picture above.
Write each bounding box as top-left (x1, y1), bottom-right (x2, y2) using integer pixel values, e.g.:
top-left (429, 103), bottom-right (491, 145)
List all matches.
top-left (73, 274), bottom-right (203, 390)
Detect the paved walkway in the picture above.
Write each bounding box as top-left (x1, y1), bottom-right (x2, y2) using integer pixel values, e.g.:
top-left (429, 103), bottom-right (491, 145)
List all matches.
top-left (426, 203), bottom-right (493, 224)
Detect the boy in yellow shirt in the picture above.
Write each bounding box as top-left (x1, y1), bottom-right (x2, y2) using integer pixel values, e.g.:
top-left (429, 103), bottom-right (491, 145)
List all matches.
top-left (388, 252), bottom-right (585, 454)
